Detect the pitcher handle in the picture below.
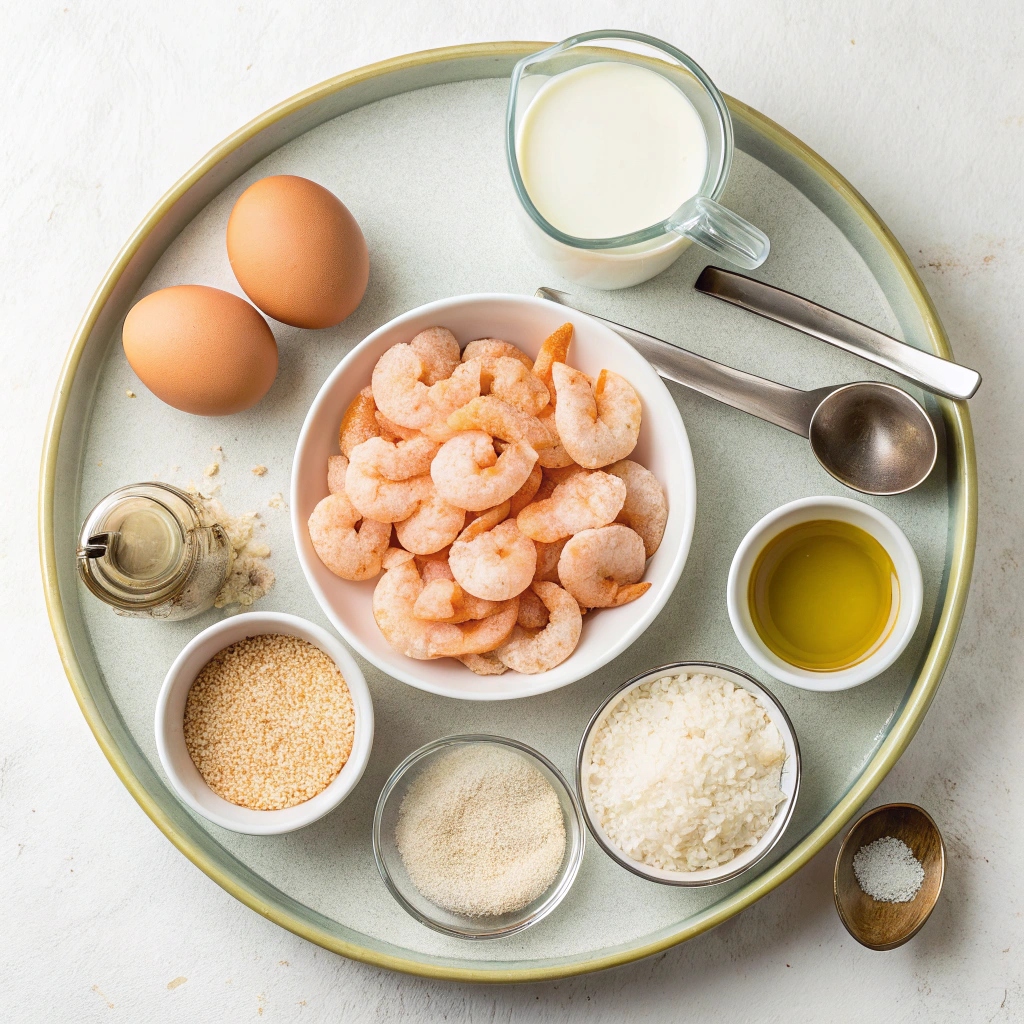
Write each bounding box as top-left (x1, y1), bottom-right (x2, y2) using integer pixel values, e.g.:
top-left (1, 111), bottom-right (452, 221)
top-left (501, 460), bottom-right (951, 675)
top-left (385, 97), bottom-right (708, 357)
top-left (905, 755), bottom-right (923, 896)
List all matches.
top-left (667, 196), bottom-right (770, 270)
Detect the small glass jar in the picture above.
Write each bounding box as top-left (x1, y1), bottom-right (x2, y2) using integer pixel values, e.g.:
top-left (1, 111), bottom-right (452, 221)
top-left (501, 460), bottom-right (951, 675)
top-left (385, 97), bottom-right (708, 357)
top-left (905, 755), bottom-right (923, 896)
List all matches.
top-left (77, 483), bottom-right (233, 620)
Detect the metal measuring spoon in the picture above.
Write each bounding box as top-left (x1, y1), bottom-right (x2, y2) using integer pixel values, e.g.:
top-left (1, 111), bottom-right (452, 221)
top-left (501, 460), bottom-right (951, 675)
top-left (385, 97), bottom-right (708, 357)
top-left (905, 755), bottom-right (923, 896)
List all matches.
top-left (695, 266), bottom-right (981, 401)
top-left (536, 288), bottom-right (938, 495)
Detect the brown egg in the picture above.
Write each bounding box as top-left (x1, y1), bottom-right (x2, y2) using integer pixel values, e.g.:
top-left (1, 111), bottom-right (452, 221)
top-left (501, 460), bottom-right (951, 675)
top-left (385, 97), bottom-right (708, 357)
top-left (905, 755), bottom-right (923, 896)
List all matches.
top-left (226, 175), bottom-right (369, 329)
top-left (122, 285), bottom-right (278, 416)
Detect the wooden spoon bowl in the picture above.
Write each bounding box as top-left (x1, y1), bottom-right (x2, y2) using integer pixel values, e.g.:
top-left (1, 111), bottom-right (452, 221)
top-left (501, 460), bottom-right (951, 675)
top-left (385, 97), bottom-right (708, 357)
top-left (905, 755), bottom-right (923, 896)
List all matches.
top-left (834, 803), bottom-right (945, 950)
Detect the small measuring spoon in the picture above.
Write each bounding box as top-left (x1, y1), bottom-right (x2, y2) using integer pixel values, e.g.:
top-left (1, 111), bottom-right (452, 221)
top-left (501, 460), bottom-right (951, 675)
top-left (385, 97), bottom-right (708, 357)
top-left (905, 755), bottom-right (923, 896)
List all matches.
top-left (536, 288), bottom-right (938, 495)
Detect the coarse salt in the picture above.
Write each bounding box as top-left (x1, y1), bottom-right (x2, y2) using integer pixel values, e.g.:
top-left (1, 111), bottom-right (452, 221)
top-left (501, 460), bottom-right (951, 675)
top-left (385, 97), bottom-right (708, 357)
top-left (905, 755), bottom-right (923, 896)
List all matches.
top-left (586, 672), bottom-right (787, 873)
top-left (852, 836), bottom-right (925, 903)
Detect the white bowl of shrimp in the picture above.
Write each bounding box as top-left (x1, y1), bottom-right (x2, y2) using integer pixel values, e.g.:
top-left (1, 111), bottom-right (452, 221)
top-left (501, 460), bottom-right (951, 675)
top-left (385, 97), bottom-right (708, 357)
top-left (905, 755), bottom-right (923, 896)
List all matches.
top-left (291, 294), bottom-right (696, 700)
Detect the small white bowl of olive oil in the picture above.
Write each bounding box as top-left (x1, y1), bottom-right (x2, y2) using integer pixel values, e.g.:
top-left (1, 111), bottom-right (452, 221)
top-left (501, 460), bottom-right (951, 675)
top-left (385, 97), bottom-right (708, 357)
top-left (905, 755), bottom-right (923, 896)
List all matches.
top-left (727, 497), bottom-right (923, 690)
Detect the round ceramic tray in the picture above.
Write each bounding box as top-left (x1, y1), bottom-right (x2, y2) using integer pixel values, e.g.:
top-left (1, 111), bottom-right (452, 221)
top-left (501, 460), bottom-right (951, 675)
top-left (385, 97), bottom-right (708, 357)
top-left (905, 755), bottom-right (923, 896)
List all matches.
top-left (40, 43), bottom-right (976, 981)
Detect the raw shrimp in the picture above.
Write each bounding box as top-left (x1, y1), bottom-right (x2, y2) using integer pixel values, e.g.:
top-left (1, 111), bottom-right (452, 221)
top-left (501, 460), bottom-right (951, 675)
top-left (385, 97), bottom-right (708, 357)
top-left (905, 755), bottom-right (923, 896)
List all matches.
top-left (412, 578), bottom-right (502, 623)
top-left (535, 406), bottom-right (575, 468)
top-left (349, 435), bottom-right (438, 480)
top-left (327, 454), bottom-right (348, 494)
top-left (373, 557), bottom-right (518, 659)
top-left (431, 430), bottom-right (538, 511)
top-left (557, 524), bottom-right (651, 608)
top-left (449, 519), bottom-right (537, 601)
top-left (457, 652), bottom-right (508, 676)
top-left (542, 464), bottom-right (585, 486)
top-left (508, 464), bottom-right (542, 517)
top-left (375, 410), bottom-right (420, 442)
top-left (461, 338), bottom-right (533, 371)
top-left (339, 387), bottom-right (380, 457)
top-left (415, 550), bottom-right (453, 582)
top-left (467, 355), bottom-right (549, 416)
top-left (517, 587), bottom-right (550, 630)
top-left (533, 322), bottom-right (573, 404)
top-left (372, 344), bottom-right (480, 431)
top-left (345, 437), bottom-right (436, 523)
top-left (459, 501), bottom-right (510, 538)
top-left (409, 326), bottom-right (460, 385)
top-left (517, 470), bottom-right (626, 543)
top-left (382, 546), bottom-right (415, 569)
top-left (496, 582), bottom-right (582, 674)
top-left (419, 361), bottom-right (483, 442)
top-left (552, 363), bottom-right (642, 469)
top-left (393, 481), bottom-right (465, 554)
top-left (346, 472), bottom-right (431, 524)
top-left (531, 472), bottom-right (559, 505)
top-left (606, 459), bottom-right (668, 558)
top-left (533, 538), bottom-right (567, 583)
top-left (446, 396), bottom-right (552, 450)
top-left (308, 492), bottom-right (391, 581)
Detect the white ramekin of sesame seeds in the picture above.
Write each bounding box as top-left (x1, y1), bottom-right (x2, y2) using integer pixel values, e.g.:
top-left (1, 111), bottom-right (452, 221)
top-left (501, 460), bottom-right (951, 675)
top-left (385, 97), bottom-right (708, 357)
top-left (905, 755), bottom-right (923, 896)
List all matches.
top-left (155, 611), bottom-right (374, 834)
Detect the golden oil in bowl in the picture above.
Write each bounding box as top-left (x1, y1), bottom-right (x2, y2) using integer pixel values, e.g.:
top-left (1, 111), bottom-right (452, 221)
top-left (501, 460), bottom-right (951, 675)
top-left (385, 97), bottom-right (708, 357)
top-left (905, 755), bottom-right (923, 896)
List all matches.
top-left (748, 520), bottom-right (899, 672)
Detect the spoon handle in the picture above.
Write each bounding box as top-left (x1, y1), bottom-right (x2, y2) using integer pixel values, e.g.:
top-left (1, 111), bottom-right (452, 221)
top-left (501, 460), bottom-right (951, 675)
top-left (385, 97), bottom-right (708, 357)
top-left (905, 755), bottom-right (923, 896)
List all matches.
top-left (695, 266), bottom-right (981, 401)
top-left (535, 288), bottom-right (819, 436)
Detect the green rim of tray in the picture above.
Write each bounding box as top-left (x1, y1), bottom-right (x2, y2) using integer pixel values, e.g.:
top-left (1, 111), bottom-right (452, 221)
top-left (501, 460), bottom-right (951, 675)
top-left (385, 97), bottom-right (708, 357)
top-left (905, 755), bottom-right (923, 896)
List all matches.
top-left (38, 42), bottom-right (977, 982)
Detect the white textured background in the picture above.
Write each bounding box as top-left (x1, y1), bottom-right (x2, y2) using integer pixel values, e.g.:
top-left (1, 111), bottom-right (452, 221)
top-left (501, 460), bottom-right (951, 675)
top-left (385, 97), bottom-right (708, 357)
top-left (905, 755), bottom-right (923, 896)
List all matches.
top-left (3, 2), bottom-right (1022, 1020)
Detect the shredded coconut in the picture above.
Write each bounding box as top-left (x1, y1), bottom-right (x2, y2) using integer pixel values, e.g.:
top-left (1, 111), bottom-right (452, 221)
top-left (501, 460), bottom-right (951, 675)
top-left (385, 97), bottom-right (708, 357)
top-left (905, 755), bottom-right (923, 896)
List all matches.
top-left (395, 744), bottom-right (566, 917)
top-left (586, 672), bottom-right (787, 872)
top-left (853, 836), bottom-right (925, 903)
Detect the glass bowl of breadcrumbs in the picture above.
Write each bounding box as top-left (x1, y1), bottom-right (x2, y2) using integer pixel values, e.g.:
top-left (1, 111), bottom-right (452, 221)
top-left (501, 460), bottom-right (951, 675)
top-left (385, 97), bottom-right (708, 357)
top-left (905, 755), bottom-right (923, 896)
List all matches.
top-left (155, 611), bottom-right (374, 834)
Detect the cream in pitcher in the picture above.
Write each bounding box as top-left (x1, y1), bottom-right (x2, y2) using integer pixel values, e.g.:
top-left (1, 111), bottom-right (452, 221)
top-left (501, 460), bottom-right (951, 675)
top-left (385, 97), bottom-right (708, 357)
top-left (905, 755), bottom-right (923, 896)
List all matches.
top-left (516, 62), bottom-right (709, 239)
top-left (507, 32), bottom-right (770, 288)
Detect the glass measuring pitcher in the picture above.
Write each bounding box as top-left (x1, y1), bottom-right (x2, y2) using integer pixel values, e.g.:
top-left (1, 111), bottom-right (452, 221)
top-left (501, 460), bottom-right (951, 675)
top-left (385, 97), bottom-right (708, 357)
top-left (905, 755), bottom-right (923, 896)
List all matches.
top-left (506, 31), bottom-right (770, 290)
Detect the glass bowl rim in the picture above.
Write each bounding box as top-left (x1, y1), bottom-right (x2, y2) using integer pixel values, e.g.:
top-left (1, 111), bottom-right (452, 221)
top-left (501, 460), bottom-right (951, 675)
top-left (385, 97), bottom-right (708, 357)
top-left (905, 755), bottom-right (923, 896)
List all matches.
top-left (505, 28), bottom-right (734, 250)
top-left (372, 733), bottom-right (587, 939)
top-left (575, 661), bottom-right (802, 886)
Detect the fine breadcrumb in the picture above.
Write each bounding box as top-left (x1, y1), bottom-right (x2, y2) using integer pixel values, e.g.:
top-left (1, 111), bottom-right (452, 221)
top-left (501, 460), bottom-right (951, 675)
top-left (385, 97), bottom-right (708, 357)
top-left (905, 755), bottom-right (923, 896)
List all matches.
top-left (204, 462), bottom-right (219, 478)
top-left (395, 744), bottom-right (566, 917)
top-left (125, 390), bottom-right (136, 398)
top-left (251, 465), bottom-right (268, 477)
top-left (268, 492), bottom-right (286, 509)
top-left (184, 634), bottom-right (355, 810)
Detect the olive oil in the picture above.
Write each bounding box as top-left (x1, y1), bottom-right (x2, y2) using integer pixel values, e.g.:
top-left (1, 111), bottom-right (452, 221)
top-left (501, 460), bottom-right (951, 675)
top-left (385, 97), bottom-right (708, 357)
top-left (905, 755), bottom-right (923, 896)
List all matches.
top-left (748, 520), bottom-right (898, 672)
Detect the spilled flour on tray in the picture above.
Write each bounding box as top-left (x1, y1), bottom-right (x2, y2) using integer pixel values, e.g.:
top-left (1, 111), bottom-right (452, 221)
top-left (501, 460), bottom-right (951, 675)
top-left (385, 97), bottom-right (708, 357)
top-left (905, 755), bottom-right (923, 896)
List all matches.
top-left (191, 489), bottom-right (275, 609)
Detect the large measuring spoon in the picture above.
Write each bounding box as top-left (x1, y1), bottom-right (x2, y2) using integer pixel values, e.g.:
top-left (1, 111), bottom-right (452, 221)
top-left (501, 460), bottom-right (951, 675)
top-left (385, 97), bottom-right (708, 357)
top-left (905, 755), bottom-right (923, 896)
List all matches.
top-left (537, 288), bottom-right (938, 496)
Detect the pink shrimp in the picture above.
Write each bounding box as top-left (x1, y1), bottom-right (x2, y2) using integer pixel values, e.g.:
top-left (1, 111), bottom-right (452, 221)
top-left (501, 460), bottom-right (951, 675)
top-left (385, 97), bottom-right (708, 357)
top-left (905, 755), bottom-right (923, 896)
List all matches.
top-left (495, 582), bottom-right (583, 674)
top-left (557, 524), bottom-right (651, 608)
top-left (516, 470), bottom-right (626, 542)
top-left (430, 431), bottom-right (539, 511)
top-left (308, 492), bottom-right (391, 581)
top-left (552, 363), bottom-right (642, 469)
top-left (372, 556), bottom-right (518, 659)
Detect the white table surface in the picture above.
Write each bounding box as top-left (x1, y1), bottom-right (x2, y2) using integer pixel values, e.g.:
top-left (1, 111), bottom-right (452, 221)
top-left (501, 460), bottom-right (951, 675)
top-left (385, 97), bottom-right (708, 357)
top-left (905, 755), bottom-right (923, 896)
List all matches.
top-left (4, 2), bottom-right (1022, 1020)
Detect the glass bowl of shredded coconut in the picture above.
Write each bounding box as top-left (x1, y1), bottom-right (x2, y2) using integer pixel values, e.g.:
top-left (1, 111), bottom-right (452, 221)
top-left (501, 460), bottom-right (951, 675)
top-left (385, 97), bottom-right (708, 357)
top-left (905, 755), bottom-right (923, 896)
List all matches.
top-left (373, 735), bottom-right (585, 938)
top-left (577, 663), bottom-right (801, 885)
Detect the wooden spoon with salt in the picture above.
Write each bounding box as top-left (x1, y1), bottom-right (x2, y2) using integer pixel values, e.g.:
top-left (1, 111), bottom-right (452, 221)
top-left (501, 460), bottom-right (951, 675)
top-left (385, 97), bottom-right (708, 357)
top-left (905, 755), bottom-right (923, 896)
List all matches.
top-left (834, 803), bottom-right (945, 950)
